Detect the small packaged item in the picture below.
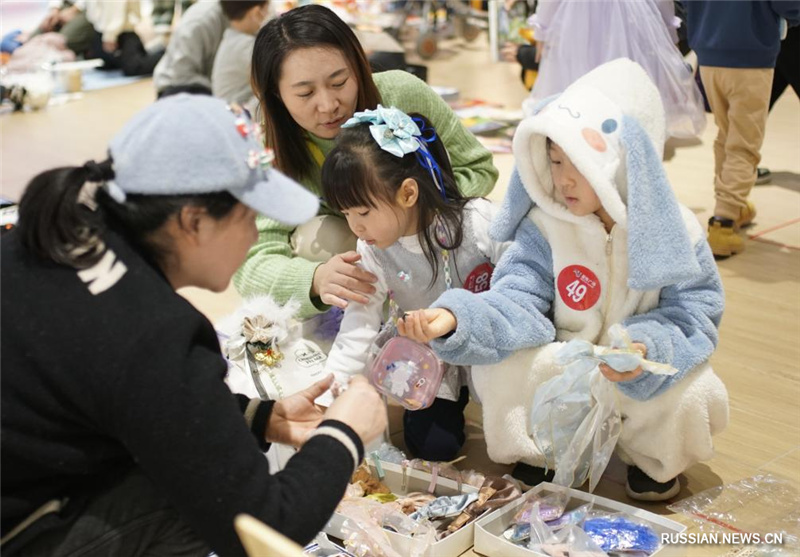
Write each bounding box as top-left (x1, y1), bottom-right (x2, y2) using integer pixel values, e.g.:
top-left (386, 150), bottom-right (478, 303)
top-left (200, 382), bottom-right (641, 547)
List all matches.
top-left (368, 336), bottom-right (444, 410)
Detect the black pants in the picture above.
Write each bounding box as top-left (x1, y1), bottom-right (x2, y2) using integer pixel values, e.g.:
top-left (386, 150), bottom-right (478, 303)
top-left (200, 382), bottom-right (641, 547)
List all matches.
top-left (5, 470), bottom-right (208, 557)
top-left (89, 31), bottom-right (164, 77)
top-left (403, 387), bottom-right (469, 462)
top-left (770, 25), bottom-right (800, 110)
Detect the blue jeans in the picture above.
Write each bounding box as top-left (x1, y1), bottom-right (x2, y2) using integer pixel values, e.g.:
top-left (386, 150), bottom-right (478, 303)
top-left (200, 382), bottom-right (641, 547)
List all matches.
top-left (7, 470), bottom-right (209, 557)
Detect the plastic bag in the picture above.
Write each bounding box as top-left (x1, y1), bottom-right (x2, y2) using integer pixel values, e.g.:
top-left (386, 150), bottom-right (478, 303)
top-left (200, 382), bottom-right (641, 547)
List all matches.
top-left (582, 513), bottom-right (660, 554)
top-left (667, 474), bottom-right (800, 554)
top-left (528, 341), bottom-right (620, 491)
top-left (369, 336), bottom-right (445, 410)
top-left (529, 325), bottom-right (677, 491)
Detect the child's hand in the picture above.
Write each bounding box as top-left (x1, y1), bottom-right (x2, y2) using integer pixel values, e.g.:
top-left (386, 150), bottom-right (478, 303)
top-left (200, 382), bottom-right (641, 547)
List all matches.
top-left (397, 309), bottom-right (457, 343)
top-left (599, 342), bottom-right (647, 382)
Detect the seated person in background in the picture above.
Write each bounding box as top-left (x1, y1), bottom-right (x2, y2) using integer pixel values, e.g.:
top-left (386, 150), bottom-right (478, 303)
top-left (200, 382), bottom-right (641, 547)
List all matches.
top-left (212, 0), bottom-right (269, 106)
top-left (153, 0), bottom-right (228, 97)
top-left (28, 0), bottom-right (163, 76)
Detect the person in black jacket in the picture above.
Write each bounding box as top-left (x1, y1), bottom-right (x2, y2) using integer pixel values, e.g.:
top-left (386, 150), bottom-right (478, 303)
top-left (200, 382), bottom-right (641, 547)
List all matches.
top-left (0, 94), bottom-right (387, 557)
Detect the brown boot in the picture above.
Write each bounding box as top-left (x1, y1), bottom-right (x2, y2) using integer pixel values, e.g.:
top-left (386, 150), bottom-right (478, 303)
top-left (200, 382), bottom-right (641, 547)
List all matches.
top-left (736, 201), bottom-right (757, 228)
top-left (708, 217), bottom-right (745, 258)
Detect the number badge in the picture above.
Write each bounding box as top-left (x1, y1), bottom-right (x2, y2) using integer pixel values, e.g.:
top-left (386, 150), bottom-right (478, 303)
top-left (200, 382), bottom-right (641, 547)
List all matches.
top-left (556, 265), bottom-right (601, 311)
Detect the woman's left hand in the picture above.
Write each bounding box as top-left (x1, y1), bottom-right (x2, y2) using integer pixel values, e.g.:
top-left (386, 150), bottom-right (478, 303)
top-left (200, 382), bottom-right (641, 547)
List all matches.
top-left (266, 374), bottom-right (333, 447)
top-left (599, 342), bottom-right (647, 382)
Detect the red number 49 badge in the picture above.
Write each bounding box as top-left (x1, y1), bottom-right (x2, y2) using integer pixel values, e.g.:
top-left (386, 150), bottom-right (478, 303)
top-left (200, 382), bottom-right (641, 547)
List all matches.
top-left (557, 265), bottom-right (601, 311)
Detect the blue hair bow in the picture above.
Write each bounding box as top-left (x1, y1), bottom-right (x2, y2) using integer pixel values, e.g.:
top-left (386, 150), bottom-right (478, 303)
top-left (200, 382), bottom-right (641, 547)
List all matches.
top-left (342, 105), bottom-right (421, 158)
top-left (343, 105), bottom-right (446, 200)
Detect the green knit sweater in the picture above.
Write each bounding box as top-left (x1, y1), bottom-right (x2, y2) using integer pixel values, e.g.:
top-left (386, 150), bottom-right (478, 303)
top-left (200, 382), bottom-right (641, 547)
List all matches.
top-left (233, 70), bottom-right (499, 318)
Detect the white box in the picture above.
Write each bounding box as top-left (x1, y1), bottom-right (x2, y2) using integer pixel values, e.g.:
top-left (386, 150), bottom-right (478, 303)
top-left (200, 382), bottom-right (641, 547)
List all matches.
top-left (324, 461), bottom-right (478, 557)
top-left (474, 482), bottom-right (687, 557)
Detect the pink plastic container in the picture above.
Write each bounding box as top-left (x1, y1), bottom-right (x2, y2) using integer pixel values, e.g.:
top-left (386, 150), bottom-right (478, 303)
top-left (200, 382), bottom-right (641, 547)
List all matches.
top-left (368, 336), bottom-right (445, 410)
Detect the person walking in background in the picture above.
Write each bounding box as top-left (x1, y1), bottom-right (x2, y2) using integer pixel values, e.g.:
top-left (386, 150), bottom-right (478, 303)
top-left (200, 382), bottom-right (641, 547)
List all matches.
top-left (684, 0), bottom-right (800, 257)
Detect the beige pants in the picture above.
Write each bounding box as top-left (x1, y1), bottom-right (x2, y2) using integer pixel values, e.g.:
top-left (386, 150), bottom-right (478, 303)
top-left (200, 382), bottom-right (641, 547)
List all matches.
top-left (700, 66), bottom-right (774, 221)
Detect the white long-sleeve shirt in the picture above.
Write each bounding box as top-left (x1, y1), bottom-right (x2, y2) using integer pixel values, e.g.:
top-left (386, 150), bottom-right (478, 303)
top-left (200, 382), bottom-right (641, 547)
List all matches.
top-left (324, 198), bottom-right (509, 386)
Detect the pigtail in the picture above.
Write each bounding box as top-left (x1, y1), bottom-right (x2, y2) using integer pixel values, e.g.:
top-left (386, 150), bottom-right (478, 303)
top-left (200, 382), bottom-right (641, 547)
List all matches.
top-left (410, 114), bottom-right (468, 287)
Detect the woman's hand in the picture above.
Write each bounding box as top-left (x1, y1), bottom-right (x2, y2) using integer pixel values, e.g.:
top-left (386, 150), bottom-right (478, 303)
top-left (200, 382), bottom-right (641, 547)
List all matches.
top-left (311, 251), bottom-right (377, 309)
top-left (599, 342), bottom-right (647, 382)
top-left (266, 375), bottom-right (332, 447)
top-left (397, 308), bottom-right (457, 344)
top-left (324, 375), bottom-right (387, 446)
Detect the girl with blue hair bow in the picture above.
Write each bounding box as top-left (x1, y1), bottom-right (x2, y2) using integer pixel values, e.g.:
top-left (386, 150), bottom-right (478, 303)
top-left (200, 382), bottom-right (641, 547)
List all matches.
top-left (321, 106), bottom-right (510, 462)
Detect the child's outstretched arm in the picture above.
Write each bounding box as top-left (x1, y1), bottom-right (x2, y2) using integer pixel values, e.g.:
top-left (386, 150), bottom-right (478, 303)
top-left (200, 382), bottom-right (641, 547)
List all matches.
top-left (323, 244), bottom-right (388, 387)
top-left (616, 240), bottom-right (724, 401)
top-left (406, 216), bottom-right (557, 366)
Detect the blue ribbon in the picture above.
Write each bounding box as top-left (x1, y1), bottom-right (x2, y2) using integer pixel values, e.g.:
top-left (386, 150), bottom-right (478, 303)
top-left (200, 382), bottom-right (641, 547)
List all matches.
top-left (342, 105), bottom-right (447, 201)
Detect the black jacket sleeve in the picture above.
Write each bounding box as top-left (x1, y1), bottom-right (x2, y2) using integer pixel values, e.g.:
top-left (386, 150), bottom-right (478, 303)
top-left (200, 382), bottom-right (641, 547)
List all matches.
top-left (104, 318), bottom-right (360, 557)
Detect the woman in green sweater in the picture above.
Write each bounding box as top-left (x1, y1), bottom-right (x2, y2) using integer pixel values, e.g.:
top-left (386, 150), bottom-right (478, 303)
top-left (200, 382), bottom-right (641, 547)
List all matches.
top-left (237, 4), bottom-right (498, 318)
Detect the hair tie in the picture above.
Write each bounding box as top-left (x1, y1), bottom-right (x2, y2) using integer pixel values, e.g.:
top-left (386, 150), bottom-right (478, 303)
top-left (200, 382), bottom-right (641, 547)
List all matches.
top-left (82, 159), bottom-right (125, 203)
top-left (83, 159), bottom-right (112, 182)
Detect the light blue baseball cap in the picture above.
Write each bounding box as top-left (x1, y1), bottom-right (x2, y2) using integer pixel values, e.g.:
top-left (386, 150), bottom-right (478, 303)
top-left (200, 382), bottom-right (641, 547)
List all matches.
top-left (108, 94), bottom-right (318, 226)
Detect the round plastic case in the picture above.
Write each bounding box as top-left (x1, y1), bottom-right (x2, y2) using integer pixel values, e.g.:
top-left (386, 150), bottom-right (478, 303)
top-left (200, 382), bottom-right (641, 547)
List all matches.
top-left (368, 336), bottom-right (445, 410)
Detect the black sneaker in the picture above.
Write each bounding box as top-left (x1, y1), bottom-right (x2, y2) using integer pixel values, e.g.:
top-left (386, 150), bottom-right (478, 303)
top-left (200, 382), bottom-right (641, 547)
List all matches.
top-left (510, 462), bottom-right (555, 488)
top-left (755, 167), bottom-right (772, 185)
top-left (626, 465), bottom-right (680, 502)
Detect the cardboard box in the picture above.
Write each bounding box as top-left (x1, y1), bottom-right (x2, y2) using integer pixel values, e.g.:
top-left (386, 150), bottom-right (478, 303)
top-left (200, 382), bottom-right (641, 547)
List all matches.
top-left (474, 482), bottom-right (687, 557)
top-left (324, 460), bottom-right (478, 557)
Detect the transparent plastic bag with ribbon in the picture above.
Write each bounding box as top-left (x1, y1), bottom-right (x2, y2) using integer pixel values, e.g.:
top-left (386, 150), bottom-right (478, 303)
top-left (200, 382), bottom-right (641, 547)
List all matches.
top-left (529, 325), bottom-right (677, 491)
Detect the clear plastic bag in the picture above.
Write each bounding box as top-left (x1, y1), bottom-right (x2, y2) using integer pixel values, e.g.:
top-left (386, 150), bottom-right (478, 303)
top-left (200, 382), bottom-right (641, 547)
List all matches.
top-left (667, 474), bottom-right (800, 554)
top-left (529, 326), bottom-right (677, 491)
top-left (528, 341), bottom-right (621, 491)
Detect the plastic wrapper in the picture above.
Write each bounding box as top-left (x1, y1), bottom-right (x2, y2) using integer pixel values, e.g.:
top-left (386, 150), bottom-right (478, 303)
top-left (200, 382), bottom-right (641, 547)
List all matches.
top-left (371, 443), bottom-right (406, 465)
top-left (667, 474), bottom-right (800, 554)
top-left (537, 524), bottom-right (608, 556)
top-left (582, 514), bottom-right (660, 554)
top-left (337, 498), bottom-right (435, 557)
top-left (529, 325), bottom-right (677, 491)
top-left (304, 532), bottom-right (355, 556)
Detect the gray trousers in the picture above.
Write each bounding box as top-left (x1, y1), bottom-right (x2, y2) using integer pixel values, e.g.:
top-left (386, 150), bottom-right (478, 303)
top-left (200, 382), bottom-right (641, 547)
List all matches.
top-left (9, 471), bottom-right (209, 557)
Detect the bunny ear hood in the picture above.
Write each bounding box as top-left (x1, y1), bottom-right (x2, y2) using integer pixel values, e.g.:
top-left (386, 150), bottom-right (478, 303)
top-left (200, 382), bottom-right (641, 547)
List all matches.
top-left (503, 58), bottom-right (701, 289)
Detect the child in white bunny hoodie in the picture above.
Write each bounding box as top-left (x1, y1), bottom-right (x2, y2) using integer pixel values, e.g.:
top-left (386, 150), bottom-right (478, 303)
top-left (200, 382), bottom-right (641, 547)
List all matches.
top-left (399, 59), bottom-right (729, 501)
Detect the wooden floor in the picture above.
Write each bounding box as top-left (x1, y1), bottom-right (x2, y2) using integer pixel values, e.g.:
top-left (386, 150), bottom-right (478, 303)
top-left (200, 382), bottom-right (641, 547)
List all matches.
top-left (2, 31), bottom-right (798, 557)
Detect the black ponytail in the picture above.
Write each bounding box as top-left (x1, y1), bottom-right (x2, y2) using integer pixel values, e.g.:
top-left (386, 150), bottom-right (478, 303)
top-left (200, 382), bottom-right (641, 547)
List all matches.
top-left (17, 161), bottom-right (112, 268)
top-left (17, 159), bottom-right (238, 269)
